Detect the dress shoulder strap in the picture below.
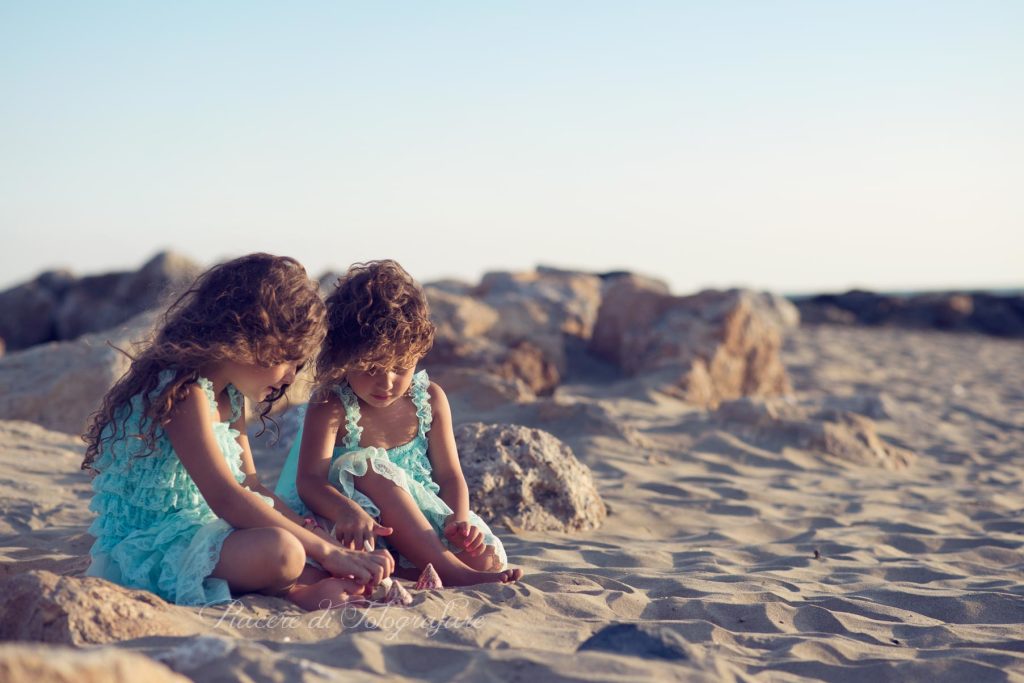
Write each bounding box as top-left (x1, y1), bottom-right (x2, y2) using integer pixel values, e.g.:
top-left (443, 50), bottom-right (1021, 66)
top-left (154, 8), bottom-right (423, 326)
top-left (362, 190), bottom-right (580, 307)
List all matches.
top-left (194, 376), bottom-right (222, 421)
top-left (410, 370), bottom-right (433, 439)
top-left (225, 384), bottom-right (244, 423)
top-left (333, 383), bottom-right (363, 449)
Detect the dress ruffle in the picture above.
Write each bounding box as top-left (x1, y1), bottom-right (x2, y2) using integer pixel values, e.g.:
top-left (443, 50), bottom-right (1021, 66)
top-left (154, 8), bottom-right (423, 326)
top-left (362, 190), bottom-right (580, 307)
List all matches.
top-left (274, 369), bottom-right (510, 571)
top-left (86, 369), bottom-right (266, 606)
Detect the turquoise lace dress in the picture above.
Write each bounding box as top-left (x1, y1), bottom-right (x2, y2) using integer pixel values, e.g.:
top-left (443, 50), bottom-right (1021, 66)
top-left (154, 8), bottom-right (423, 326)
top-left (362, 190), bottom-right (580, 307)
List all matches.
top-left (275, 370), bottom-right (507, 570)
top-left (86, 369), bottom-right (275, 606)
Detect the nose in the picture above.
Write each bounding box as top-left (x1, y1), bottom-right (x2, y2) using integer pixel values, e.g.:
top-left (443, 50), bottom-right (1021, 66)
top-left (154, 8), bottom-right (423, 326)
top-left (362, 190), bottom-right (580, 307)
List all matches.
top-left (283, 364), bottom-right (298, 384)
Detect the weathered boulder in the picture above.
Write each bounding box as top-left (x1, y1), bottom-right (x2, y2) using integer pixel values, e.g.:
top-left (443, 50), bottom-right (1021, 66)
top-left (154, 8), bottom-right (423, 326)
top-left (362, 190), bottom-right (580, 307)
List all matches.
top-left (426, 367), bottom-right (534, 414)
top-left (0, 270), bottom-right (73, 351)
top-left (424, 287), bottom-right (500, 339)
top-left (708, 397), bottom-right (914, 470)
top-left (749, 290), bottom-right (800, 330)
top-left (793, 289), bottom-right (1024, 338)
top-left (0, 253), bottom-right (200, 353)
top-left (422, 269), bottom-right (603, 397)
top-left (454, 423), bottom-right (606, 532)
top-left (0, 570), bottom-right (209, 645)
top-left (0, 644), bottom-right (190, 683)
top-left (54, 252), bottom-right (201, 342)
top-left (476, 267), bottom-right (603, 340)
top-left (426, 336), bottom-right (560, 396)
top-left (591, 278), bottom-right (790, 407)
top-left (0, 310), bottom-right (158, 435)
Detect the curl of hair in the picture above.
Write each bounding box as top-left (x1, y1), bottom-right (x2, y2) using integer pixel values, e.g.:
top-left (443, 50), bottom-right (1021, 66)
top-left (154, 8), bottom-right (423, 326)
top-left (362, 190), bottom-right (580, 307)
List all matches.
top-left (314, 260), bottom-right (435, 395)
top-left (82, 253), bottom-right (327, 473)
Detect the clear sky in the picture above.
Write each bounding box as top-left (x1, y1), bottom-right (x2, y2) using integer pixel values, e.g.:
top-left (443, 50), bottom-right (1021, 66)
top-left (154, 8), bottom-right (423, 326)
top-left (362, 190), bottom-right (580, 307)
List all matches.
top-left (1, 1), bottom-right (1021, 294)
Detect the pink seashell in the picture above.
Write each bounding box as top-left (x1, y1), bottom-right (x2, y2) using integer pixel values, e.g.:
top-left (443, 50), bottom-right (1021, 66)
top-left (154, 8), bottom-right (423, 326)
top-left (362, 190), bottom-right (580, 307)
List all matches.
top-left (414, 563), bottom-right (443, 590)
top-left (384, 580), bottom-right (413, 605)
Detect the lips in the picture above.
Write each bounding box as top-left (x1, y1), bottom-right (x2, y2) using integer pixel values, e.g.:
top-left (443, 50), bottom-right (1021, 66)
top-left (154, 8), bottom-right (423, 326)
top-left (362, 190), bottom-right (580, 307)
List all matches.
top-left (371, 393), bottom-right (390, 401)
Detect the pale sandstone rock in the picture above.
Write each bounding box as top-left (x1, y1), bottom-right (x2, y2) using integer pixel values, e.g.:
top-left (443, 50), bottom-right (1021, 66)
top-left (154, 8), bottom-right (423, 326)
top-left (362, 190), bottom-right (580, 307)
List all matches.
top-left (0, 570), bottom-right (210, 645)
top-left (0, 310), bottom-right (158, 435)
top-left (424, 286), bottom-right (500, 339)
top-left (591, 279), bottom-right (790, 407)
top-left (455, 423), bottom-right (606, 532)
top-left (477, 267), bottom-right (603, 340)
top-left (426, 336), bottom-right (560, 396)
top-left (426, 367), bottom-right (535, 413)
top-left (0, 644), bottom-right (190, 683)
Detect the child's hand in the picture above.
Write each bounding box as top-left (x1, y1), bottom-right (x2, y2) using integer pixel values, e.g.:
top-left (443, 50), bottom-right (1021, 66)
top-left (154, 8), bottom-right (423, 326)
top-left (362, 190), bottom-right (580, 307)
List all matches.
top-left (318, 546), bottom-right (394, 589)
top-left (334, 510), bottom-right (393, 551)
top-left (444, 518), bottom-right (487, 557)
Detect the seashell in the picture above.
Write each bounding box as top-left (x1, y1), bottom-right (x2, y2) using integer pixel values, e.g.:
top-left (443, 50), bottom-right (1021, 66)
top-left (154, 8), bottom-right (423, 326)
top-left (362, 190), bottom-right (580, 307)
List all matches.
top-left (414, 562), bottom-right (443, 590)
top-left (384, 580), bottom-right (413, 605)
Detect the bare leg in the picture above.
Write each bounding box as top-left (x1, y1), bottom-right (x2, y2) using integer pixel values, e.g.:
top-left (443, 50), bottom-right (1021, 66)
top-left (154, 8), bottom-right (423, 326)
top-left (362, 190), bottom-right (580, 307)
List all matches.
top-left (354, 468), bottom-right (522, 586)
top-left (282, 564), bottom-right (369, 611)
top-left (211, 527), bottom-right (306, 595)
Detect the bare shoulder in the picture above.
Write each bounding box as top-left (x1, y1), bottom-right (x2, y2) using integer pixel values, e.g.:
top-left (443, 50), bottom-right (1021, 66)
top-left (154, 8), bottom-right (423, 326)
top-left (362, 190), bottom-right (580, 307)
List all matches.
top-left (162, 382), bottom-right (215, 440)
top-left (305, 390), bottom-right (346, 429)
top-left (165, 382), bottom-right (212, 427)
top-left (427, 381), bottom-right (449, 405)
top-left (426, 381), bottom-right (453, 422)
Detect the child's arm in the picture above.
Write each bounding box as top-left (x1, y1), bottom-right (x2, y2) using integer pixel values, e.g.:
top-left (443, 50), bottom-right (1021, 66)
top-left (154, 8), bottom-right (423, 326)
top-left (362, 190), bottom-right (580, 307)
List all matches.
top-left (427, 383), bottom-right (486, 556)
top-left (165, 384), bottom-right (389, 583)
top-left (295, 393), bottom-right (393, 550)
top-left (231, 406), bottom-right (334, 542)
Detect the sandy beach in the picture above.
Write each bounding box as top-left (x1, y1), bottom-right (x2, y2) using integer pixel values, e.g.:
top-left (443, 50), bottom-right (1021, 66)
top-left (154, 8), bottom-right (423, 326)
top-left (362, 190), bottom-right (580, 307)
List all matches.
top-left (1, 314), bottom-right (1022, 681)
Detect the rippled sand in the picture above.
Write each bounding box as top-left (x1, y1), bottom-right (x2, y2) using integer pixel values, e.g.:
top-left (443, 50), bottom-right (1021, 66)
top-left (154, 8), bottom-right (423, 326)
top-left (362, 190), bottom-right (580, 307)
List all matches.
top-left (2, 325), bottom-right (1022, 681)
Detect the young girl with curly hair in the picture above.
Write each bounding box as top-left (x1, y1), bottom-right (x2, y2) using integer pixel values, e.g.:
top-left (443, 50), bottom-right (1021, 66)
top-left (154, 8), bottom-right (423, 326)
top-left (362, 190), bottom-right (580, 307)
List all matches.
top-left (275, 260), bottom-right (522, 586)
top-left (83, 253), bottom-right (393, 610)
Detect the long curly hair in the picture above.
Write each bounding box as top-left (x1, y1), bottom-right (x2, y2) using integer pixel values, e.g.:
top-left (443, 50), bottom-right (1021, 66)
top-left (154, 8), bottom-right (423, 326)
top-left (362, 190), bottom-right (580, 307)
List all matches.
top-left (82, 253), bottom-right (327, 473)
top-left (314, 260), bottom-right (435, 394)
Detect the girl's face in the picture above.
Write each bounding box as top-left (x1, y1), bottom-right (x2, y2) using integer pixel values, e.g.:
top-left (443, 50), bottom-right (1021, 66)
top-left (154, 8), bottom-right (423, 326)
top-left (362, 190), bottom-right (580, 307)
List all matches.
top-left (346, 360), bottom-right (418, 409)
top-left (227, 359), bottom-right (303, 403)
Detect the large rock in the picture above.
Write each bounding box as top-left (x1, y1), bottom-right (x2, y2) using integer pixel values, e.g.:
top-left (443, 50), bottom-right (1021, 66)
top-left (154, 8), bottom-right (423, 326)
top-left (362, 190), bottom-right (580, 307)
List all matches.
top-left (591, 278), bottom-right (790, 407)
top-left (423, 269), bottom-right (603, 397)
top-left (54, 252), bottom-right (201, 341)
top-left (0, 252), bottom-right (200, 353)
top-left (426, 335), bottom-right (560, 396)
top-left (0, 644), bottom-right (189, 683)
top-left (708, 397), bottom-right (914, 470)
top-left (454, 423), bottom-right (606, 532)
top-left (425, 287), bottom-right (500, 339)
top-left (476, 267), bottom-right (603, 341)
top-left (0, 270), bottom-right (73, 351)
top-left (0, 570), bottom-right (209, 645)
top-left (793, 289), bottom-right (1024, 338)
top-left (0, 310), bottom-right (158, 435)
top-left (750, 290), bottom-right (800, 330)
top-left (426, 367), bottom-right (535, 414)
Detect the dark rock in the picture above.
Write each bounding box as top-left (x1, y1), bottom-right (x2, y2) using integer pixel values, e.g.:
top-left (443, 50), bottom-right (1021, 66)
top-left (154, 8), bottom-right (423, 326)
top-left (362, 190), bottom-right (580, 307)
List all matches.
top-left (577, 623), bottom-right (690, 661)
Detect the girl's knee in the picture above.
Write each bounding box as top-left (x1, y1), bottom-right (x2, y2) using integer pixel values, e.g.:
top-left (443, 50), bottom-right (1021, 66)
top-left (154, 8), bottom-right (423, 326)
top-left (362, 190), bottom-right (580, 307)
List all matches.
top-left (257, 527), bottom-right (306, 589)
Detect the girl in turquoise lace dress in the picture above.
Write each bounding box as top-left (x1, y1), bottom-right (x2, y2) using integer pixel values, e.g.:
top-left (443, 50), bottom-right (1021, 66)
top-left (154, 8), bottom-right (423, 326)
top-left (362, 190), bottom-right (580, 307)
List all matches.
top-left (275, 260), bottom-right (522, 586)
top-left (82, 254), bottom-right (393, 610)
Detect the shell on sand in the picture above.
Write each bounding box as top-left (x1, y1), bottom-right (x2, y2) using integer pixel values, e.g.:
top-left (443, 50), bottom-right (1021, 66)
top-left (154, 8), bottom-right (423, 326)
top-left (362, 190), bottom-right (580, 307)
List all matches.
top-left (414, 563), bottom-right (443, 590)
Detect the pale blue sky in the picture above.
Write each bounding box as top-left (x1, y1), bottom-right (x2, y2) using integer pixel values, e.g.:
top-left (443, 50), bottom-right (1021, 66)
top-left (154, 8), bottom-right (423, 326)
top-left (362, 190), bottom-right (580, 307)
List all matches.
top-left (1, 1), bottom-right (1021, 294)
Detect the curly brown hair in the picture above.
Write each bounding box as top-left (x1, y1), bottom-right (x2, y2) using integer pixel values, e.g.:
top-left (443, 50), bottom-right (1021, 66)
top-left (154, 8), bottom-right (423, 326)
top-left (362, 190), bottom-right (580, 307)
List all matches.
top-left (82, 253), bottom-right (327, 473)
top-left (314, 260), bottom-right (435, 392)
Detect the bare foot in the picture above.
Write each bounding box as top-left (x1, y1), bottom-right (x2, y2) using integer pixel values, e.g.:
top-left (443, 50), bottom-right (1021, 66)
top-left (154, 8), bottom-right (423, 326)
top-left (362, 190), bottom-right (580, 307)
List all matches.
top-left (284, 576), bottom-right (369, 611)
top-left (455, 545), bottom-right (502, 571)
top-left (443, 565), bottom-right (524, 586)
